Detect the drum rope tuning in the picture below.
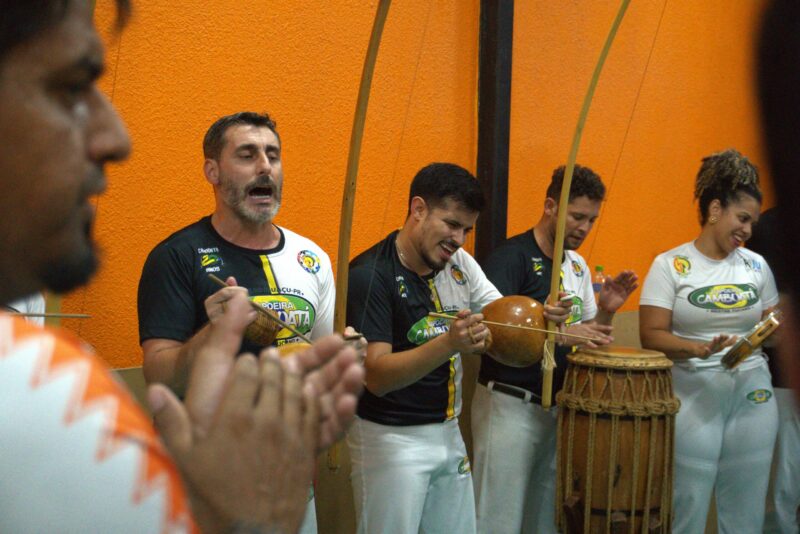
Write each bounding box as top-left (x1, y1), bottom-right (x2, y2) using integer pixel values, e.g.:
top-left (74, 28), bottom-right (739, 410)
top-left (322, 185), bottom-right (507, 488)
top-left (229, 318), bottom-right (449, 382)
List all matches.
top-left (556, 347), bottom-right (679, 533)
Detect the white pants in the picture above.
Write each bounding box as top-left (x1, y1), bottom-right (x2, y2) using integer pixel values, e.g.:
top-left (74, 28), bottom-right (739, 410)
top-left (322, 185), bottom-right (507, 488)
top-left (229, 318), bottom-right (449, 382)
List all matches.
top-left (671, 363), bottom-right (778, 534)
top-left (347, 417), bottom-right (476, 534)
top-left (471, 382), bottom-right (558, 534)
top-left (764, 388), bottom-right (800, 534)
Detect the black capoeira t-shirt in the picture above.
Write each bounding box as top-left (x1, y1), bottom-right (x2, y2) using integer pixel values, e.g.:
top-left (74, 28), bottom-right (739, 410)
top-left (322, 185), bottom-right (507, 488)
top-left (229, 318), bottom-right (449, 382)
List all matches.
top-left (138, 216), bottom-right (334, 355)
top-left (348, 231), bottom-right (500, 425)
top-left (479, 230), bottom-right (596, 404)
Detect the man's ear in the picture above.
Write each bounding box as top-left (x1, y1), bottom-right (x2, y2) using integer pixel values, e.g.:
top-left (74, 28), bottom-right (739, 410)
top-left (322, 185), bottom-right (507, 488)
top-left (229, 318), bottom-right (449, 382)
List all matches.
top-left (204, 159), bottom-right (219, 185)
top-left (409, 196), bottom-right (428, 221)
top-left (544, 197), bottom-right (558, 217)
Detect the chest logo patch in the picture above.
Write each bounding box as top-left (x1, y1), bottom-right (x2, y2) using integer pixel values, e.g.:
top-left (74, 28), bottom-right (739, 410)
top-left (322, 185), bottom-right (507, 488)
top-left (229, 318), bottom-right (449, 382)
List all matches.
top-left (746, 389), bottom-right (772, 404)
top-left (571, 261), bottom-right (584, 277)
top-left (407, 315), bottom-right (450, 346)
top-left (450, 265), bottom-right (467, 285)
top-left (673, 256), bottom-right (691, 276)
top-left (397, 276), bottom-right (409, 299)
top-left (688, 284), bottom-right (759, 310)
top-left (200, 253), bottom-right (224, 273)
top-left (532, 257), bottom-right (544, 276)
top-left (297, 250), bottom-right (320, 274)
top-left (458, 456), bottom-right (471, 475)
top-left (252, 294), bottom-right (316, 343)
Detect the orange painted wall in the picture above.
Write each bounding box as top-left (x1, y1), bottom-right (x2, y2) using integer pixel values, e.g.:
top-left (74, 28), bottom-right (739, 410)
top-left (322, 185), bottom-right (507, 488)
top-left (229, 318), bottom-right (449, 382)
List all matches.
top-left (68, 1), bottom-right (770, 368)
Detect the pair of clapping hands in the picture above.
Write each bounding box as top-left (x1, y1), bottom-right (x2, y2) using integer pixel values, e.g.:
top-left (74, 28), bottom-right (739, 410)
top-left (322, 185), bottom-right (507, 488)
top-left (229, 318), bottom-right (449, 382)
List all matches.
top-left (544, 271), bottom-right (640, 348)
top-left (147, 281), bottom-right (365, 534)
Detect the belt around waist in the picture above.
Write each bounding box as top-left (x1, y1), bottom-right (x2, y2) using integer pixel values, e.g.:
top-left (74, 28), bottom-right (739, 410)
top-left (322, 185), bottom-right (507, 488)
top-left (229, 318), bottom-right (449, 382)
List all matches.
top-left (478, 377), bottom-right (540, 403)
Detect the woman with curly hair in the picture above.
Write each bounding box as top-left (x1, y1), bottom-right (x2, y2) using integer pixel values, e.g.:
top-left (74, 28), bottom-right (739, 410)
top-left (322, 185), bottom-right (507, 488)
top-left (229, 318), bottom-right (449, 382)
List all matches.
top-left (639, 149), bottom-right (779, 533)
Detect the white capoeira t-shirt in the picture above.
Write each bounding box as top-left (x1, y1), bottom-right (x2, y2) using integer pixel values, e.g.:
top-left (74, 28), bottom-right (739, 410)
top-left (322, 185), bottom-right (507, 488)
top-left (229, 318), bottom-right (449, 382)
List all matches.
top-left (0, 315), bottom-right (193, 532)
top-left (640, 241), bottom-right (779, 369)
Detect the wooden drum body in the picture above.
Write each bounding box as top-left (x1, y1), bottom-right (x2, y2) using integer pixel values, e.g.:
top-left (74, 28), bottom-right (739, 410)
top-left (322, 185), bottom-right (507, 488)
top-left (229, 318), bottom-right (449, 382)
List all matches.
top-left (555, 346), bottom-right (680, 534)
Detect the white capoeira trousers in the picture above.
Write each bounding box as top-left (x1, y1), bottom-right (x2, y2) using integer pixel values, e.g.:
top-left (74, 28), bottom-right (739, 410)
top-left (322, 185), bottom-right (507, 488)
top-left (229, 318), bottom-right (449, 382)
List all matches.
top-left (471, 382), bottom-right (558, 534)
top-left (764, 387), bottom-right (800, 534)
top-left (347, 416), bottom-right (476, 534)
top-left (671, 363), bottom-right (778, 534)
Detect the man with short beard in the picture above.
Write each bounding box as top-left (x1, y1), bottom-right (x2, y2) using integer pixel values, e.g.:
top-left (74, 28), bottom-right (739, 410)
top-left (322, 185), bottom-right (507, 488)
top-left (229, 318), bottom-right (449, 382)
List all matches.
top-left (345, 163), bottom-right (500, 533)
top-left (138, 111), bottom-right (334, 533)
top-left (472, 165), bottom-right (636, 534)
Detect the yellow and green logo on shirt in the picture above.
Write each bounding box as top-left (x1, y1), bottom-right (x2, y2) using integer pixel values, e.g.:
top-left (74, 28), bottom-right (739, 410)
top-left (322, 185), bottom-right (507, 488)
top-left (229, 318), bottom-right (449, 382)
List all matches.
top-left (407, 315), bottom-right (450, 345)
top-left (252, 294), bottom-right (315, 343)
top-left (688, 284), bottom-right (759, 310)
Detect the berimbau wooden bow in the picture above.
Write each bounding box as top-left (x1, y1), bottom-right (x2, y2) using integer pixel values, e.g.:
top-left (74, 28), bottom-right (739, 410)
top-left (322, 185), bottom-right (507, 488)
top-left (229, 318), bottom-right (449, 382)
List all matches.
top-left (329, 0), bottom-right (392, 471)
top-left (542, 0), bottom-right (631, 409)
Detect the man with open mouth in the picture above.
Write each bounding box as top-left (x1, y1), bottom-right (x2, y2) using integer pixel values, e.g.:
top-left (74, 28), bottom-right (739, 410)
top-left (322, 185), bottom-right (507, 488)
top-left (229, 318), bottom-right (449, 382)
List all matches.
top-left (137, 111), bottom-right (336, 533)
top-left (345, 163), bottom-right (501, 533)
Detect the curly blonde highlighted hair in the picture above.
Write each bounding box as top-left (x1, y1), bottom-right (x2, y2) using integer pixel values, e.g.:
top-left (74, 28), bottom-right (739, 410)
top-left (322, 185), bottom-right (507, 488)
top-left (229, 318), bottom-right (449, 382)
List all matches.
top-left (694, 149), bottom-right (762, 225)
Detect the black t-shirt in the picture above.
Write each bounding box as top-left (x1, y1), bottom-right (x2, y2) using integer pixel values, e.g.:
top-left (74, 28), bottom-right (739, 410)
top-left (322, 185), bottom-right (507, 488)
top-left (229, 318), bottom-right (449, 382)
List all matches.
top-left (479, 230), bottom-right (571, 404)
top-left (747, 207), bottom-right (786, 387)
top-left (348, 231), bottom-right (500, 425)
top-left (138, 216), bottom-right (333, 356)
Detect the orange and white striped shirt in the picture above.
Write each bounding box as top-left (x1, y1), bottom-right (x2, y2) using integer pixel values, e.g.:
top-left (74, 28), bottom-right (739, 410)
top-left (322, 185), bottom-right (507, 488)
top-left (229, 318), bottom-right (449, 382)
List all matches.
top-left (0, 315), bottom-right (193, 533)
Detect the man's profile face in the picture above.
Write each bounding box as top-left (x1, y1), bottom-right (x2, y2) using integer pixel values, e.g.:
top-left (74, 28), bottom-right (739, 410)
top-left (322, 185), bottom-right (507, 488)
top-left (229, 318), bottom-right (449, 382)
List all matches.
top-left (213, 124), bottom-right (283, 225)
top-left (414, 197), bottom-right (478, 271)
top-left (545, 195), bottom-right (601, 250)
top-left (0, 0), bottom-right (130, 302)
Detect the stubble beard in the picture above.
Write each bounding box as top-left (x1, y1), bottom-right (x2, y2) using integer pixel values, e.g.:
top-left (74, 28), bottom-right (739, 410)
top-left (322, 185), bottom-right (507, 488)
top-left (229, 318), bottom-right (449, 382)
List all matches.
top-left (220, 175), bottom-right (282, 225)
top-left (39, 220), bottom-right (99, 294)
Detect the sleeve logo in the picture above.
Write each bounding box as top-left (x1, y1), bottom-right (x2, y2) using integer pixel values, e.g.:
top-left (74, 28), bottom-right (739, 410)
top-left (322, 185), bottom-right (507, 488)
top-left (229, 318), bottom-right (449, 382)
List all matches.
top-left (297, 250), bottom-right (321, 274)
top-left (450, 265), bottom-right (467, 285)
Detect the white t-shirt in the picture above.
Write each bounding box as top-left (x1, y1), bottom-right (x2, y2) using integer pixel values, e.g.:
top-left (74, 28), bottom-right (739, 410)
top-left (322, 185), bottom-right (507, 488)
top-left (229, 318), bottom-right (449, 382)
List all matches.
top-left (640, 241), bottom-right (779, 369)
top-left (0, 316), bottom-right (192, 532)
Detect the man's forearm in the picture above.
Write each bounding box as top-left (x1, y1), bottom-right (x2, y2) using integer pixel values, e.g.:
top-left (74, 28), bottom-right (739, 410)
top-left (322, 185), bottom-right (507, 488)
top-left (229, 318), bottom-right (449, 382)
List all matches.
top-left (143, 325), bottom-right (211, 395)
top-left (593, 308), bottom-right (615, 326)
top-left (365, 335), bottom-right (456, 397)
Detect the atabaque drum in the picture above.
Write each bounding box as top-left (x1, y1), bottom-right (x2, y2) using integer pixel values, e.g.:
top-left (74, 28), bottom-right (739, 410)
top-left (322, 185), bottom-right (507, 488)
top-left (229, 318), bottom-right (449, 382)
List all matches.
top-left (555, 346), bottom-right (680, 533)
top-left (481, 295), bottom-right (546, 367)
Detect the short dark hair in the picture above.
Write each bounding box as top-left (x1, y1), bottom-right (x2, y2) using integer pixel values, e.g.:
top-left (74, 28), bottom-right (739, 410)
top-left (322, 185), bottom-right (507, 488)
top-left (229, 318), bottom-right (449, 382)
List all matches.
top-left (546, 164), bottom-right (605, 203)
top-left (758, 0), bottom-right (800, 296)
top-left (693, 149), bottom-right (761, 226)
top-left (408, 163), bottom-right (485, 214)
top-left (0, 1), bottom-right (131, 62)
top-left (203, 111), bottom-right (280, 160)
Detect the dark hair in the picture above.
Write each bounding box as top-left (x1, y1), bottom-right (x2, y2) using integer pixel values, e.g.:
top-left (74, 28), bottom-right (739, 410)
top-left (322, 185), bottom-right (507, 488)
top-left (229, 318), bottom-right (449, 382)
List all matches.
top-left (546, 164), bottom-right (605, 203)
top-left (408, 163), bottom-right (485, 214)
top-left (693, 149), bottom-right (761, 225)
top-left (758, 0), bottom-right (799, 295)
top-left (0, 1), bottom-right (131, 62)
top-left (203, 111), bottom-right (280, 160)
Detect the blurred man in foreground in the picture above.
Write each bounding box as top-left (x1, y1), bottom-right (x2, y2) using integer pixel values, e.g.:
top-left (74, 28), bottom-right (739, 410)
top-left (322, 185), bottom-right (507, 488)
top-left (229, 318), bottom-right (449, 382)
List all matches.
top-left (0, 2), bottom-right (362, 532)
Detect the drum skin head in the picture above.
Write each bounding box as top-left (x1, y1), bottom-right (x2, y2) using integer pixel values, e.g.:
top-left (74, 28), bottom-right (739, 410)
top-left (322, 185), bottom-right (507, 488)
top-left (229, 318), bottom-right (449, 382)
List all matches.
top-left (569, 345), bottom-right (672, 370)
